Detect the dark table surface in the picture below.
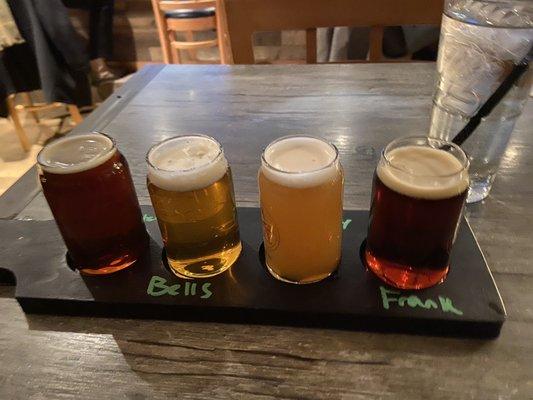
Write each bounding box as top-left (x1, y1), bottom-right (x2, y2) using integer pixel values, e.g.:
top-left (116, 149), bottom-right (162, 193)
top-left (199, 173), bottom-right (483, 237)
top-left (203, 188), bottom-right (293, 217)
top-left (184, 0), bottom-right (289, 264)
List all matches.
top-left (2, 64), bottom-right (532, 399)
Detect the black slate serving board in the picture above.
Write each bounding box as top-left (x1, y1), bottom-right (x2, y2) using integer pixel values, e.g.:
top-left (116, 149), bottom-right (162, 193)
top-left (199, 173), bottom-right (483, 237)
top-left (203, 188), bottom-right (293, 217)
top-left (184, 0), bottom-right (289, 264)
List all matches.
top-left (0, 206), bottom-right (505, 338)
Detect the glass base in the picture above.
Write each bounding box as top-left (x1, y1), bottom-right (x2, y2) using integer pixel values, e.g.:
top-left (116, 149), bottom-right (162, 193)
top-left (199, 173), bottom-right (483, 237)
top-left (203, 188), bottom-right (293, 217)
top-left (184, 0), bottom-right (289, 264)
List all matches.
top-left (167, 242), bottom-right (242, 279)
top-left (467, 174), bottom-right (495, 204)
top-left (364, 249), bottom-right (448, 290)
top-left (78, 255), bottom-right (137, 276)
top-left (265, 261), bottom-right (336, 285)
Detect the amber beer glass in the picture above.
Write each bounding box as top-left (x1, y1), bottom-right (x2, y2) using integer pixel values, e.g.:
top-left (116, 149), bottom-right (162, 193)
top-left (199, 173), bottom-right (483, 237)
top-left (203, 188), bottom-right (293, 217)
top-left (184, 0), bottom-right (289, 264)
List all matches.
top-left (365, 136), bottom-right (469, 289)
top-left (258, 135), bottom-right (344, 284)
top-left (38, 133), bottom-right (148, 275)
top-left (146, 135), bottom-right (241, 279)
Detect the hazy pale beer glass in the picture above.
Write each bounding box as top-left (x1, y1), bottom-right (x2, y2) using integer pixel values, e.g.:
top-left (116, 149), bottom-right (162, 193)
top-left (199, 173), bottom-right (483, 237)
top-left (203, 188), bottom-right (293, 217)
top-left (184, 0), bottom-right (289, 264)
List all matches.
top-left (38, 133), bottom-right (148, 275)
top-left (365, 137), bottom-right (469, 290)
top-left (146, 135), bottom-right (241, 279)
top-left (259, 136), bottom-right (344, 284)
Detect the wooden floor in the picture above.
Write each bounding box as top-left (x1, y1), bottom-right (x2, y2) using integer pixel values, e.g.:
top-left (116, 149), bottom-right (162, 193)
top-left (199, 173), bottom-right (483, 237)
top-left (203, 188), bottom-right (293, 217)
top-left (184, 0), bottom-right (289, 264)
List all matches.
top-left (0, 109), bottom-right (68, 197)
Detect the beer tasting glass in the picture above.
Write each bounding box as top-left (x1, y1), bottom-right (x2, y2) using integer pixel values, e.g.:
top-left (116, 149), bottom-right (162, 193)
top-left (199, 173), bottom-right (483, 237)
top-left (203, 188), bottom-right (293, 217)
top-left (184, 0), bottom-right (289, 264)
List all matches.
top-left (38, 132), bottom-right (148, 275)
top-left (365, 136), bottom-right (469, 290)
top-left (258, 135), bottom-right (344, 284)
top-left (146, 135), bottom-right (242, 279)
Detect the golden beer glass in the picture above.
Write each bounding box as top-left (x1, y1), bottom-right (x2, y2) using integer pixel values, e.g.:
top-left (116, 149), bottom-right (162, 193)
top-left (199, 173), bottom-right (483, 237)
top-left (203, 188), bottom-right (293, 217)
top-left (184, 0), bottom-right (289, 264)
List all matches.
top-left (258, 135), bottom-right (344, 284)
top-left (146, 135), bottom-right (242, 279)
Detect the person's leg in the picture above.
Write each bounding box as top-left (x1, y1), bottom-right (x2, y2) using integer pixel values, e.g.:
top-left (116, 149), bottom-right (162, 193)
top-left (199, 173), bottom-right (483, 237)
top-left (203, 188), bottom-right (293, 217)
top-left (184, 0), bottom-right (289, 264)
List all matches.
top-left (89, 0), bottom-right (114, 60)
top-left (87, 0), bottom-right (124, 82)
top-left (63, 0), bottom-right (121, 82)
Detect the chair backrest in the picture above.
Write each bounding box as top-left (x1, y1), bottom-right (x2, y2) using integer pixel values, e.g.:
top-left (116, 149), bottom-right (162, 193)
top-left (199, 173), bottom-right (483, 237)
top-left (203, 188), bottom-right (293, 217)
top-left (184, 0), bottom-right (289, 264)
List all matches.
top-left (217, 0), bottom-right (444, 64)
top-left (151, 0), bottom-right (225, 63)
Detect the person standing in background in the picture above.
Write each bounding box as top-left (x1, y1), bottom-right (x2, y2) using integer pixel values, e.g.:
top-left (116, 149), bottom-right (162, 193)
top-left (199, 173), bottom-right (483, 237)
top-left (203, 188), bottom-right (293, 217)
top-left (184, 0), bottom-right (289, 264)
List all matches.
top-left (318, 26), bottom-right (440, 62)
top-left (62, 0), bottom-right (123, 84)
top-left (1, 0), bottom-right (92, 117)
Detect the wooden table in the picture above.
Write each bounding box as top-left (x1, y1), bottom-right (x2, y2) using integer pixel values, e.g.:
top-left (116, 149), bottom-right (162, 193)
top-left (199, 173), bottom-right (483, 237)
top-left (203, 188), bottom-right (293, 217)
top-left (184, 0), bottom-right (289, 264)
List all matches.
top-left (2, 64), bottom-right (532, 399)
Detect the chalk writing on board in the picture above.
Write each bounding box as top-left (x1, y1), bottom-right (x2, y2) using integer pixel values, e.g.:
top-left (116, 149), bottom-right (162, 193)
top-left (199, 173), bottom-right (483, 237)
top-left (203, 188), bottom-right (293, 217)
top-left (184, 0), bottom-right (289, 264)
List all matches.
top-left (147, 276), bottom-right (213, 299)
top-left (342, 219), bottom-right (352, 230)
top-left (380, 286), bottom-right (463, 315)
top-left (143, 214), bottom-right (157, 222)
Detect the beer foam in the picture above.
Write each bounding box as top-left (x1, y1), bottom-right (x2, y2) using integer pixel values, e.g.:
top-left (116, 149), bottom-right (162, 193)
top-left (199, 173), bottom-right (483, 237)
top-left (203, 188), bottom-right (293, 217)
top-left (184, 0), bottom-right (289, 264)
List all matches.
top-left (377, 146), bottom-right (469, 200)
top-left (261, 136), bottom-right (339, 188)
top-left (37, 133), bottom-right (116, 174)
top-left (147, 135), bottom-right (228, 192)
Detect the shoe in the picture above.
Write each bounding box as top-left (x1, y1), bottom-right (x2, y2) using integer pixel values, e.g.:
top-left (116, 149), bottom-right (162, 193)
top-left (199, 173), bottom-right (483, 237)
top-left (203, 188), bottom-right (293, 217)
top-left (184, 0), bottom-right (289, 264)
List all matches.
top-left (90, 58), bottom-right (126, 84)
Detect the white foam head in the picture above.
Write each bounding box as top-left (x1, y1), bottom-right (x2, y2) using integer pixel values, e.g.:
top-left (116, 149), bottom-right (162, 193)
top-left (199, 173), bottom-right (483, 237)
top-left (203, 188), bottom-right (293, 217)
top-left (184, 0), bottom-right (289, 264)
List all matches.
top-left (261, 136), bottom-right (339, 188)
top-left (37, 133), bottom-right (116, 174)
top-left (147, 135), bottom-right (228, 192)
top-left (377, 144), bottom-right (469, 200)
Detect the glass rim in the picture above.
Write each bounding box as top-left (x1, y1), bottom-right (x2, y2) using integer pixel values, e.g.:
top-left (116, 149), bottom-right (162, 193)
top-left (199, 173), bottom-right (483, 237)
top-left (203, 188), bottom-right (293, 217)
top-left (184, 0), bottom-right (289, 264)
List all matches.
top-left (146, 134), bottom-right (224, 173)
top-left (261, 135), bottom-right (339, 175)
top-left (382, 136), bottom-right (470, 178)
top-left (37, 131), bottom-right (116, 171)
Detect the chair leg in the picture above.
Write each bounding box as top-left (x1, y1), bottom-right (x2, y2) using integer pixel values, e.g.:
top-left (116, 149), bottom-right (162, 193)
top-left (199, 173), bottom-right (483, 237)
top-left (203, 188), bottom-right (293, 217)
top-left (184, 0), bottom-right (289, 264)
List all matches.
top-left (67, 105), bottom-right (83, 125)
top-left (22, 92), bottom-right (40, 123)
top-left (185, 31), bottom-right (197, 61)
top-left (306, 28), bottom-right (318, 64)
top-left (368, 26), bottom-right (384, 62)
top-left (6, 94), bottom-right (31, 152)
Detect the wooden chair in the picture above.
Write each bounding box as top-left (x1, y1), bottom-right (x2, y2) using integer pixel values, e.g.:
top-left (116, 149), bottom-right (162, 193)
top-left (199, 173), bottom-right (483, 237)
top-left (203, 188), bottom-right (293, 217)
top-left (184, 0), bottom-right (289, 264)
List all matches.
top-left (6, 93), bottom-right (83, 152)
top-left (151, 0), bottom-right (226, 64)
top-left (216, 0), bottom-right (444, 64)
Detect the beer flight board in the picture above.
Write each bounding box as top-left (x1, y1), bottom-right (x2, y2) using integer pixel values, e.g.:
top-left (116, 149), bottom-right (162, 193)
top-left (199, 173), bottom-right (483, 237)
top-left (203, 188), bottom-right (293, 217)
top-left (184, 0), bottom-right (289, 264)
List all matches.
top-left (0, 206), bottom-right (505, 338)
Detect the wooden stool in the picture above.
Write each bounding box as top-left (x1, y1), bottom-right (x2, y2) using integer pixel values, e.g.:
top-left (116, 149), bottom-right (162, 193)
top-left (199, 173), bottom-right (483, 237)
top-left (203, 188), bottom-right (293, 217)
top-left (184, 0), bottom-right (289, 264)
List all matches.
top-left (6, 93), bottom-right (83, 152)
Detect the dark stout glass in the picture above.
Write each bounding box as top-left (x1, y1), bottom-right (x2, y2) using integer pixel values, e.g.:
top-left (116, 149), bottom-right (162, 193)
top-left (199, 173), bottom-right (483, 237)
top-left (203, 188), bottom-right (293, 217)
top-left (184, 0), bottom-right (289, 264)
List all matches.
top-left (365, 137), bottom-right (469, 290)
top-left (38, 133), bottom-right (147, 275)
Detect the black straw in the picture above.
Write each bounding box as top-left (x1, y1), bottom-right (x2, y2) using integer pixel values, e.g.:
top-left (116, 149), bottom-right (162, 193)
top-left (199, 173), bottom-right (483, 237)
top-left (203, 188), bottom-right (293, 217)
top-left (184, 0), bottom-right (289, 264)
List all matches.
top-left (451, 56), bottom-right (530, 146)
